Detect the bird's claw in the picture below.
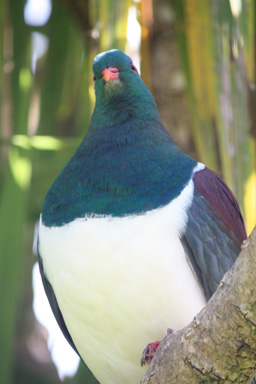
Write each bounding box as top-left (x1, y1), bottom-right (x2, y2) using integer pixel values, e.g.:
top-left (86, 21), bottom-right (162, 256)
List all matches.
top-left (140, 341), bottom-right (160, 366)
top-left (140, 329), bottom-right (174, 366)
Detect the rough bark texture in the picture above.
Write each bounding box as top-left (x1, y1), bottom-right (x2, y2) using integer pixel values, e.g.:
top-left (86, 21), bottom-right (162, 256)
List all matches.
top-left (141, 226), bottom-right (256, 384)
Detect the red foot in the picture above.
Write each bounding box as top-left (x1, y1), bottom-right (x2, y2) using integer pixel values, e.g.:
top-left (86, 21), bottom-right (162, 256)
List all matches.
top-left (141, 341), bottom-right (160, 366)
top-left (141, 329), bottom-right (174, 367)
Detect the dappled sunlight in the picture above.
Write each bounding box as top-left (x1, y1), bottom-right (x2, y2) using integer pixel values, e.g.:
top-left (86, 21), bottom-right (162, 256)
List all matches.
top-left (9, 147), bottom-right (32, 190)
top-left (244, 171), bottom-right (256, 234)
top-left (229, 0), bottom-right (242, 18)
top-left (11, 134), bottom-right (80, 150)
top-left (24, 0), bottom-right (52, 26)
top-left (126, 5), bottom-right (141, 72)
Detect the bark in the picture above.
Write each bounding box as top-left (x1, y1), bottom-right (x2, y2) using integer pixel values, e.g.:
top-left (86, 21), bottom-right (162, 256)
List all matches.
top-left (141, 226), bottom-right (256, 384)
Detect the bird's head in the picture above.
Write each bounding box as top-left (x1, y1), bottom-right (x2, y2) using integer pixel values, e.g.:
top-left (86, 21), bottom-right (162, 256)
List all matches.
top-left (91, 50), bottom-right (158, 125)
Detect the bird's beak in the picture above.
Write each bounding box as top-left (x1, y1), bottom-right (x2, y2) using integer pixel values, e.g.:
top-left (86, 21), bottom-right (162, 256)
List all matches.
top-left (102, 67), bottom-right (119, 82)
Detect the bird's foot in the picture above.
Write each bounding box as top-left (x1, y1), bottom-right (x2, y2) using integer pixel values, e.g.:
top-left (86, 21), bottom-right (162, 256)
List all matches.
top-left (140, 329), bottom-right (174, 367)
top-left (141, 341), bottom-right (160, 366)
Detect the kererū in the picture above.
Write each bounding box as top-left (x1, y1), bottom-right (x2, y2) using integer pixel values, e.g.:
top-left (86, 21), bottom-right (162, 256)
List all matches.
top-left (38, 49), bottom-right (247, 384)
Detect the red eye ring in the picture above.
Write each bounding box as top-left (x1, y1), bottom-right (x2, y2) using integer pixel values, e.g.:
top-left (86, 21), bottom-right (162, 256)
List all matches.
top-left (130, 61), bottom-right (137, 73)
top-left (93, 76), bottom-right (96, 82)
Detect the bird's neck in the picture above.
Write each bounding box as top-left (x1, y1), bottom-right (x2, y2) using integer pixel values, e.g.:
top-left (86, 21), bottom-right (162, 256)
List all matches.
top-left (90, 91), bottom-right (159, 130)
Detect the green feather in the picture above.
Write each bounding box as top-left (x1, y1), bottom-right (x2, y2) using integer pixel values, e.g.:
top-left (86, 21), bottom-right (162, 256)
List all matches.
top-left (42, 50), bottom-right (196, 227)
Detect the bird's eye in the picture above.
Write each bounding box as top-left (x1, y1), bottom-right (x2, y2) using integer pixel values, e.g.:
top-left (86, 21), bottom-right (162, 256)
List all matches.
top-left (93, 76), bottom-right (96, 82)
top-left (130, 62), bottom-right (137, 73)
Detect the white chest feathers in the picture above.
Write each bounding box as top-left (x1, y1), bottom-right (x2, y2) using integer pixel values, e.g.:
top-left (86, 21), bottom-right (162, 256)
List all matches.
top-left (39, 180), bottom-right (206, 384)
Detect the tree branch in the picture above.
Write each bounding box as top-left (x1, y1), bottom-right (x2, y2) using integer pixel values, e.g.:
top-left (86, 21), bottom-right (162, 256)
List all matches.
top-left (141, 226), bottom-right (256, 384)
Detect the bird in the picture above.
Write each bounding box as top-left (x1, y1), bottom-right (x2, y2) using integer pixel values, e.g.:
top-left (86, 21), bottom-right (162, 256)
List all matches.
top-left (38, 49), bottom-right (247, 384)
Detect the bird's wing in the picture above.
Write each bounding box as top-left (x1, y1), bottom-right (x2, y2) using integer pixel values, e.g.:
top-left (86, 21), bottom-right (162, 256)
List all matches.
top-left (181, 167), bottom-right (247, 300)
top-left (38, 252), bottom-right (80, 356)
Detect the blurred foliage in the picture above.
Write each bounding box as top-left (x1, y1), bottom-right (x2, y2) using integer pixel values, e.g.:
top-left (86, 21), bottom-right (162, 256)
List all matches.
top-left (0, 0), bottom-right (255, 383)
top-left (172, 0), bottom-right (256, 233)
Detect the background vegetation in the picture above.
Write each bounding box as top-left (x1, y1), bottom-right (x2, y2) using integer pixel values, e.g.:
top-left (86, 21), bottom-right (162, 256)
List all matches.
top-left (0, 0), bottom-right (255, 383)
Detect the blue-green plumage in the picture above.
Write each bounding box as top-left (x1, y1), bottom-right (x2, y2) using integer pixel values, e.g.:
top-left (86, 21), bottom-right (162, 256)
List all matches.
top-left (42, 51), bottom-right (196, 227)
top-left (42, 120), bottom-right (196, 226)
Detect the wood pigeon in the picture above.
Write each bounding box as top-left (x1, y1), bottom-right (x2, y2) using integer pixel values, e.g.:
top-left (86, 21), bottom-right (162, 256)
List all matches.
top-left (38, 49), bottom-right (247, 384)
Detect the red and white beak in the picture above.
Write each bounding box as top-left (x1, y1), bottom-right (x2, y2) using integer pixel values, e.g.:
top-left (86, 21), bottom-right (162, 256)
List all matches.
top-left (102, 67), bottom-right (119, 82)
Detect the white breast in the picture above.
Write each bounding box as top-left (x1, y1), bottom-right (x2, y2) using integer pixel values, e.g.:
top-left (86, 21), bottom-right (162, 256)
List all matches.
top-left (39, 180), bottom-right (206, 384)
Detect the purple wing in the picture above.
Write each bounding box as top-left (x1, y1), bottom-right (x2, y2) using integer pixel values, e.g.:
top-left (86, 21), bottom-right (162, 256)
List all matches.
top-left (193, 168), bottom-right (246, 245)
top-left (181, 167), bottom-right (246, 299)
